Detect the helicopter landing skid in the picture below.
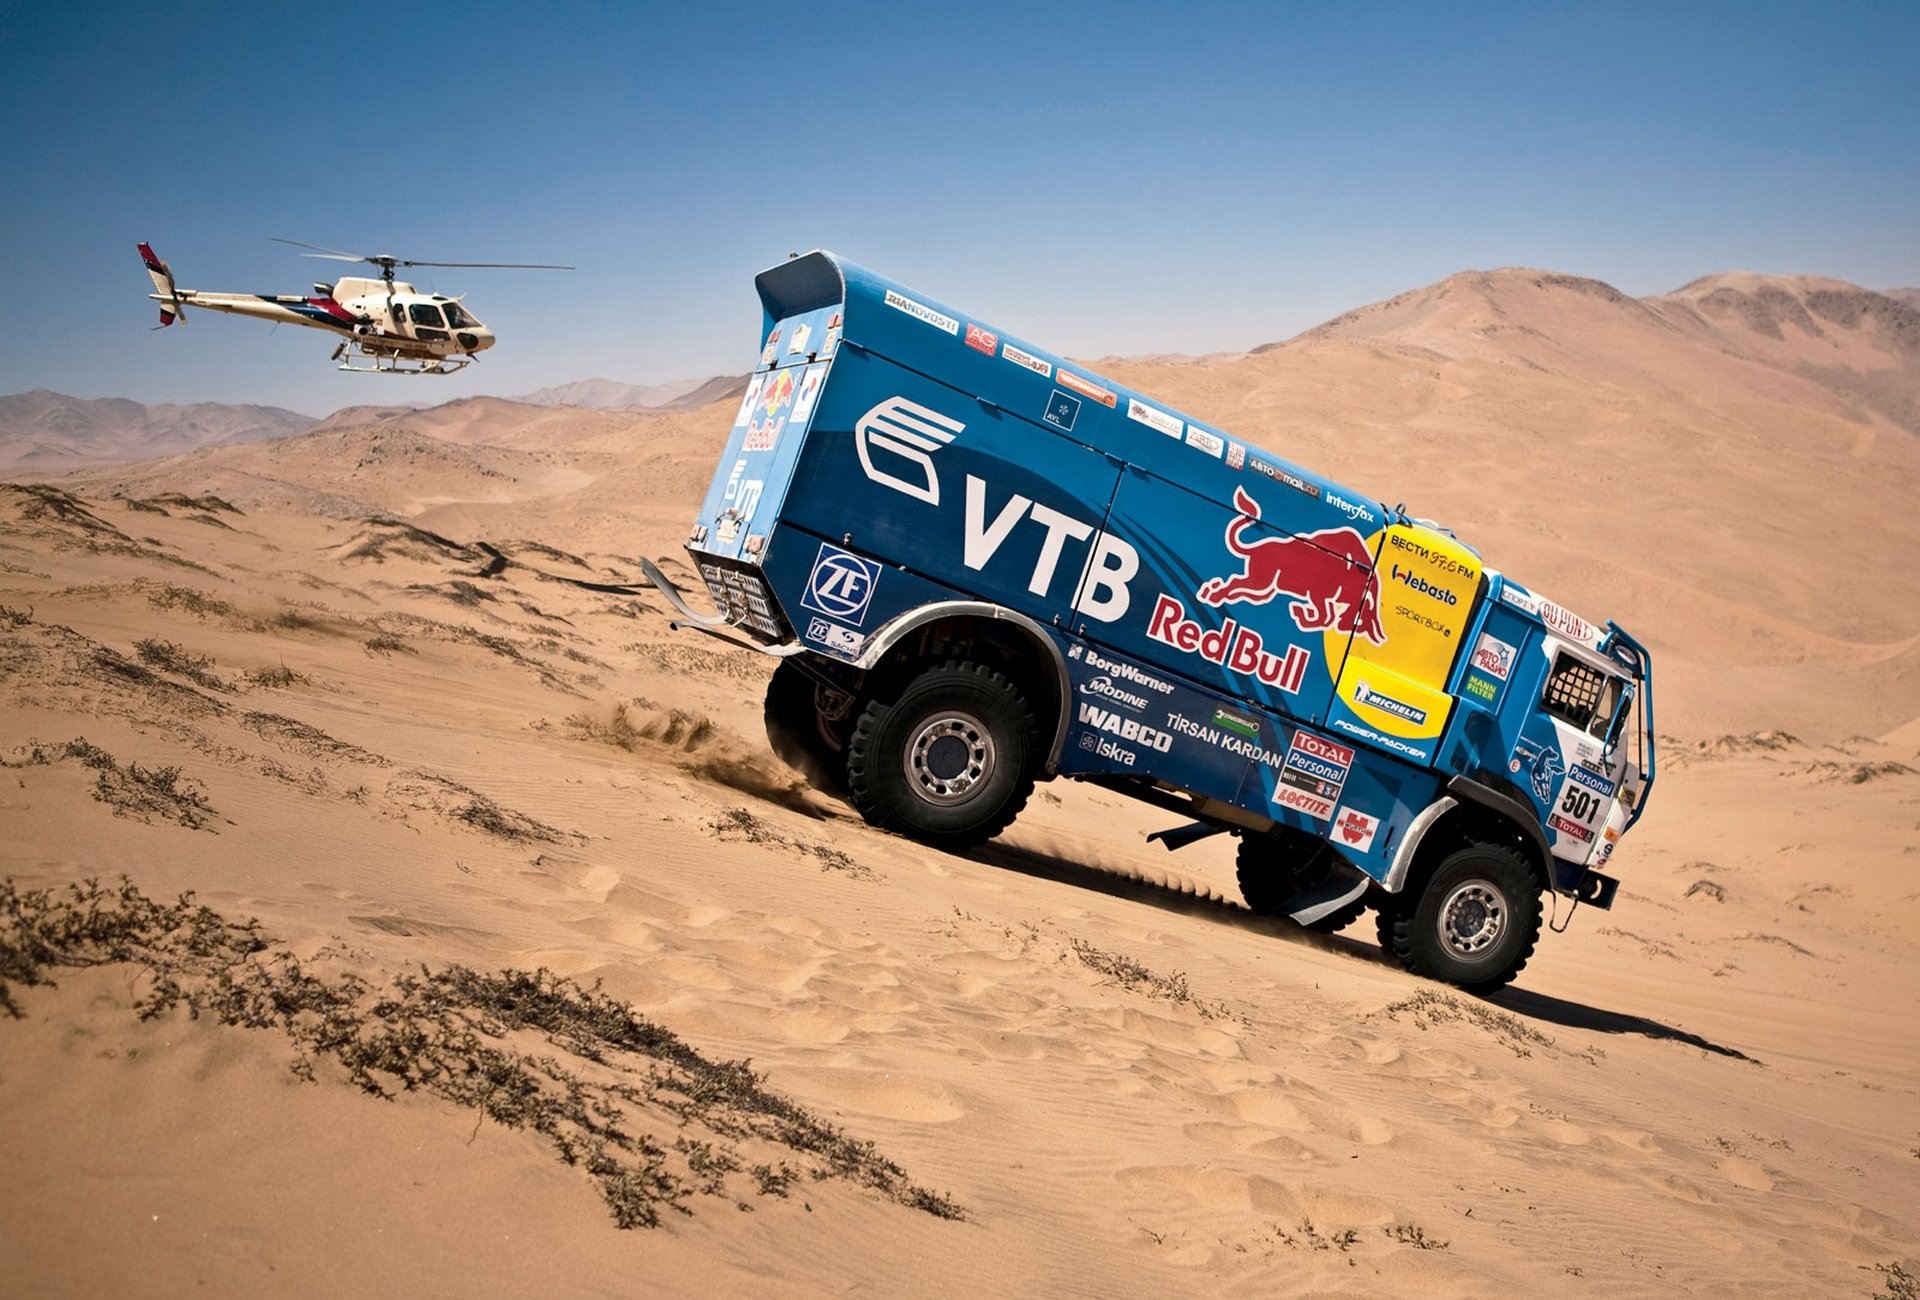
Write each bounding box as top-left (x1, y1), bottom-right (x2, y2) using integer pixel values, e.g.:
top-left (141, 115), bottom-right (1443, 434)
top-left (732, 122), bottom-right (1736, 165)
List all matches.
top-left (331, 339), bottom-right (472, 375)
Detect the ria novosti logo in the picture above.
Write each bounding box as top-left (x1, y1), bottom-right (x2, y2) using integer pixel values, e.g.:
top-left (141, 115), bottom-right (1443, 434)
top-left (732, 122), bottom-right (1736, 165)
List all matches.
top-left (855, 397), bottom-right (965, 505)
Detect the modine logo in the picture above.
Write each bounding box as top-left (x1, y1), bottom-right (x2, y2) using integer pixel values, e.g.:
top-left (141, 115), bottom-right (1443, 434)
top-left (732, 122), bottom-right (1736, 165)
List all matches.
top-left (1391, 565), bottom-right (1458, 605)
top-left (1080, 676), bottom-right (1150, 711)
top-left (1353, 681), bottom-right (1428, 726)
top-left (855, 397), bottom-right (965, 505)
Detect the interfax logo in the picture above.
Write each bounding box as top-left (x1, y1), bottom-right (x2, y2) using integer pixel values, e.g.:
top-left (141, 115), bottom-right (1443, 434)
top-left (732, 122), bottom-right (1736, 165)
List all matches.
top-left (855, 396), bottom-right (965, 505)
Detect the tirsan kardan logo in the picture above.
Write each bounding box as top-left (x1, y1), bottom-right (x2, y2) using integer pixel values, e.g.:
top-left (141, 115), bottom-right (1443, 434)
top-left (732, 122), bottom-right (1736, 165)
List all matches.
top-left (855, 396), bottom-right (965, 505)
top-left (1198, 486), bottom-right (1385, 645)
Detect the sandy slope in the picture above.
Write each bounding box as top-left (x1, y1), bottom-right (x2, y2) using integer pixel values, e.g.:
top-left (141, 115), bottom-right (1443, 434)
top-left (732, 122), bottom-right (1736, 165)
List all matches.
top-left (4, 268), bottom-right (1919, 1296)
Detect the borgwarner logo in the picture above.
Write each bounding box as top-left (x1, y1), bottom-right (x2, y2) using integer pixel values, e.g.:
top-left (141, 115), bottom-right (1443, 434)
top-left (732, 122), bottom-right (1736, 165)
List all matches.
top-left (855, 397), bottom-right (966, 505)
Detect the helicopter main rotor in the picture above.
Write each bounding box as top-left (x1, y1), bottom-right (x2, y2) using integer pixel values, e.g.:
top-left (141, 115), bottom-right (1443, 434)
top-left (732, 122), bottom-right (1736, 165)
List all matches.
top-left (271, 237), bottom-right (572, 286)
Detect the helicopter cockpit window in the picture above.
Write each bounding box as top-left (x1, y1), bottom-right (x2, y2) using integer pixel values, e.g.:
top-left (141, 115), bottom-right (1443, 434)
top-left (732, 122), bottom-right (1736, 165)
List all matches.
top-left (442, 302), bottom-right (475, 328)
top-left (409, 303), bottom-right (447, 328)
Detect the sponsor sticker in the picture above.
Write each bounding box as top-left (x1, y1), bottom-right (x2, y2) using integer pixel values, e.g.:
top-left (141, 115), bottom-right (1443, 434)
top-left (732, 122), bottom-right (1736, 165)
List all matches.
top-left (965, 323), bottom-right (998, 355)
top-left (1212, 708), bottom-right (1259, 739)
top-left (1549, 813), bottom-right (1595, 843)
top-left (1127, 397), bottom-right (1183, 438)
top-left (884, 289), bottom-right (959, 334)
top-left (1078, 674), bottom-right (1152, 713)
top-left (789, 364), bottom-right (827, 424)
top-left (1464, 672), bottom-right (1499, 703)
top-left (732, 375), bottom-right (765, 429)
top-left (1225, 441), bottom-right (1246, 470)
top-left (804, 617), bottom-right (863, 655)
top-left (1332, 807), bottom-right (1380, 854)
top-left (855, 396), bottom-right (965, 505)
top-left (1500, 582), bottom-right (1541, 615)
top-left (722, 458), bottom-right (747, 501)
top-left (1043, 388), bottom-right (1082, 433)
top-left (1567, 764), bottom-right (1615, 798)
top-left (800, 543), bottom-right (880, 626)
top-left (743, 368), bottom-right (798, 452)
top-left (1353, 681), bottom-right (1428, 726)
top-left (1184, 425), bottom-right (1225, 457)
top-left (1538, 597), bottom-right (1595, 643)
top-left (1324, 490), bottom-right (1376, 526)
top-left (1082, 646), bottom-right (1174, 694)
top-left (1471, 632), bottom-right (1516, 681)
top-left (1275, 730), bottom-right (1354, 821)
top-left (1002, 343), bottom-right (1051, 377)
top-left (1058, 370), bottom-right (1117, 408)
top-left (1250, 457), bottom-right (1322, 499)
top-left (786, 322), bottom-right (811, 355)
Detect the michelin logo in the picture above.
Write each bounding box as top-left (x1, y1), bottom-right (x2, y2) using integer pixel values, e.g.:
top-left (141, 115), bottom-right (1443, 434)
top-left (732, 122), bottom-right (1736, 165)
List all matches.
top-left (1354, 681), bottom-right (1428, 726)
top-left (856, 397), bottom-right (965, 505)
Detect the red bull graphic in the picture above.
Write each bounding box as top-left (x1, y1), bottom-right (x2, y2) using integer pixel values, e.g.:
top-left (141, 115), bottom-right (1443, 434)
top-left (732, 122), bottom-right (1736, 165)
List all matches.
top-left (1198, 487), bottom-right (1385, 645)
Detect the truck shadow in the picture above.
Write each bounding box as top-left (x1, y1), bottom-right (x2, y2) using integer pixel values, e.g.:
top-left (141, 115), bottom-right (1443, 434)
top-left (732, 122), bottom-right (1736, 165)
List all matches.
top-left (969, 840), bottom-right (1759, 1063)
top-left (1485, 988), bottom-right (1760, 1063)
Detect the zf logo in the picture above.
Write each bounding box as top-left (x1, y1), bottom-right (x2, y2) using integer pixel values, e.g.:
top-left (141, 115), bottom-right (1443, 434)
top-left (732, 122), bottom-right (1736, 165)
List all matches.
top-left (801, 543), bottom-right (880, 626)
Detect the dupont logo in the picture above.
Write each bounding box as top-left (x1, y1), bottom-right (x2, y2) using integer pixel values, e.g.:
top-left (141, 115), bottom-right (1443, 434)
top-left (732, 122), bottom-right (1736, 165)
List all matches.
top-left (854, 397), bottom-right (966, 505)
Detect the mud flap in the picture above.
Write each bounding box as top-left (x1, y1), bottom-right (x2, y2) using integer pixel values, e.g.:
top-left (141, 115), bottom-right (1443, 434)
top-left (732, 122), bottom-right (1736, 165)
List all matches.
top-left (1286, 865), bottom-right (1371, 927)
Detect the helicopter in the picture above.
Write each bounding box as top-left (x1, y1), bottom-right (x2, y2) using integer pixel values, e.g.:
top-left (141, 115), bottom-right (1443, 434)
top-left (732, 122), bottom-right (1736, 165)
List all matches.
top-left (136, 238), bottom-right (571, 374)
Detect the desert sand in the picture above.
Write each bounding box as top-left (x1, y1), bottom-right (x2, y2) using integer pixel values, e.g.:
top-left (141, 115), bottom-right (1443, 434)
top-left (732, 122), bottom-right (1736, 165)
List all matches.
top-left (3, 269), bottom-right (1917, 1298)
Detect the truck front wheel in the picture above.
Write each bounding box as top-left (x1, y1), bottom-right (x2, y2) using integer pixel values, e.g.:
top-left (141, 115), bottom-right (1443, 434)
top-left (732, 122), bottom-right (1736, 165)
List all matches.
top-left (1378, 843), bottom-right (1541, 993)
top-left (845, 660), bottom-right (1035, 851)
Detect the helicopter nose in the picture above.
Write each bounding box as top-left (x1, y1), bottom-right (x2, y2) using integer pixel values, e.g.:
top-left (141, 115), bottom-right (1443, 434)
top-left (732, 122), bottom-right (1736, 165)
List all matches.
top-left (457, 330), bottom-right (494, 353)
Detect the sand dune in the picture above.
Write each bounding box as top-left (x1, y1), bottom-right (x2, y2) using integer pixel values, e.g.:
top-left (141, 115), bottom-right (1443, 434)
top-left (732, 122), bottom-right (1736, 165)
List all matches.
top-left (4, 266), bottom-right (1919, 1296)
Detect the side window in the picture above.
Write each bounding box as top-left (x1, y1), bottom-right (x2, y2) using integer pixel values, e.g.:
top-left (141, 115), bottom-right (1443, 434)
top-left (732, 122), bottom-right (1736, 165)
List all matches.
top-left (409, 303), bottom-right (446, 328)
top-left (1541, 652), bottom-right (1604, 732)
top-left (442, 302), bottom-right (473, 328)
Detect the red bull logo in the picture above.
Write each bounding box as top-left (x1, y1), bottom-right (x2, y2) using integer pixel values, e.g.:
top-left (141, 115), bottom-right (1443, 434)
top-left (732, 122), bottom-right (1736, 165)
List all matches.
top-left (1197, 486), bottom-right (1386, 645)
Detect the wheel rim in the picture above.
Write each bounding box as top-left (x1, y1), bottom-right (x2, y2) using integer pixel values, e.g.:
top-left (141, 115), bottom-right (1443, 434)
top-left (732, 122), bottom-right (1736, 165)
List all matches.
top-left (903, 710), bottom-right (995, 806)
top-left (1436, 879), bottom-right (1507, 959)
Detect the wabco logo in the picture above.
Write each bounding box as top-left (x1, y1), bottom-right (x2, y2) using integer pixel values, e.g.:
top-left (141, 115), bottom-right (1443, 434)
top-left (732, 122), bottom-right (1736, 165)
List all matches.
top-left (800, 543), bottom-right (880, 626)
top-left (855, 397), bottom-right (965, 505)
top-left (1197, 486), bottom-right (1385, 645)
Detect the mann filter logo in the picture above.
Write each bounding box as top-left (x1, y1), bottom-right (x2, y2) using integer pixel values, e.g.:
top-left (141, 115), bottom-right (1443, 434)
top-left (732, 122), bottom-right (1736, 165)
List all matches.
top-left (801, 543), bottom-right (881, 626)
top-left (855, 397), bottom-right (965, 505)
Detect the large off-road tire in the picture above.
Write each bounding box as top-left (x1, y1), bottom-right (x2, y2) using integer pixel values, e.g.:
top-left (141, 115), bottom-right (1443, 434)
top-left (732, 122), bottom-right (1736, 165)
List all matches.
top-left (763, 659), bottom-right (851, 799)
top-left (844, 660), bottom-right (1035, 851)
top-left (1376, 843), bottom-right (1542, 993)
top-left (1236, 831), bottom-right (1368, 934)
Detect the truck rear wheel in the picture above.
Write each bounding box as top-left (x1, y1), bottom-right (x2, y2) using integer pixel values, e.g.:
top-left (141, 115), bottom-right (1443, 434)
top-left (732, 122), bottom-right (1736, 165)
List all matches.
top-left (1377, 843), bottom-right (1541, 993)
top-left (1236, 831), bottom-right (1368, 934)
top-left (845, 660), bottom-right (1035, 851)
top-left (764, 659), bottom-right (851, 798)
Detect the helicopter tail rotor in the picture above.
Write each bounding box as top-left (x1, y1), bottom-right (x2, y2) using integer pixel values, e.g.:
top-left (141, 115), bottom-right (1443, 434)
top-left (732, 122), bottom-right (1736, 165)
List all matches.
top-left (137, 242), bottom-right (187, 326)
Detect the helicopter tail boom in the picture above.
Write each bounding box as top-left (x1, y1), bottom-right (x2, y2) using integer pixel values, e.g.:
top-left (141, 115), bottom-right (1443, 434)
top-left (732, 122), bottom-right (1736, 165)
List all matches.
top-left (137, 242), bottom-right (187, 326)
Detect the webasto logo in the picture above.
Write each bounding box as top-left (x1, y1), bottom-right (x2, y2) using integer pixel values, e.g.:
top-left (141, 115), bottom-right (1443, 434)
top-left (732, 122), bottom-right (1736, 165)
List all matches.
top-left (1390, 565), bottom-right (1458, 605)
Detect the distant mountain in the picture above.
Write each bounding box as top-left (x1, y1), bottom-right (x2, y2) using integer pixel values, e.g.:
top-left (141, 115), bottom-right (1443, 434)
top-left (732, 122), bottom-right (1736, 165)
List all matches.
top-left (512, 374), bottom-right (746, 411)
top-left (0, 390), bottom-right (317, 475)
top-left (1884, 287), bottom-right (1920, 312)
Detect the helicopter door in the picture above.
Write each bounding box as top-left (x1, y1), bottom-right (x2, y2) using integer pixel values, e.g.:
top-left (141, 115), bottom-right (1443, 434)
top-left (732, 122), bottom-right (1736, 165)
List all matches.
top-left (407, 302), bottom-right (450, 343)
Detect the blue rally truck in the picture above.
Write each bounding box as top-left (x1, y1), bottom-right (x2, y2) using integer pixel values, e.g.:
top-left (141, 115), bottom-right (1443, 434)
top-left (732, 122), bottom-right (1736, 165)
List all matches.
top-left (653, 252), bottom-right (1656, 992)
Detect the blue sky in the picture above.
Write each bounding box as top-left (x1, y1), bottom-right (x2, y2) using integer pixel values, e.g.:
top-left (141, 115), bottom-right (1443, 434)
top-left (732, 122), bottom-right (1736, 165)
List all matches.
top-left (2, 0), bottom-right (1915, 416)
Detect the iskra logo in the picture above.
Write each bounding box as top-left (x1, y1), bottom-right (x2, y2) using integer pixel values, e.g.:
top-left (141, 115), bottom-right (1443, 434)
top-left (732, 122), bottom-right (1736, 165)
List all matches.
top-left (801, 543), bottom-right (881, 627)
top-left (855, 396), bottom-right (965, 505)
